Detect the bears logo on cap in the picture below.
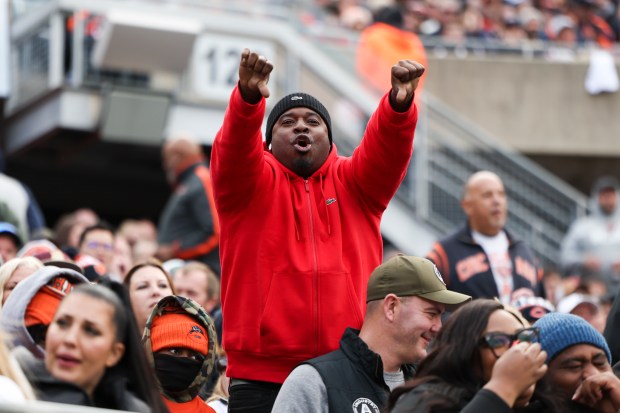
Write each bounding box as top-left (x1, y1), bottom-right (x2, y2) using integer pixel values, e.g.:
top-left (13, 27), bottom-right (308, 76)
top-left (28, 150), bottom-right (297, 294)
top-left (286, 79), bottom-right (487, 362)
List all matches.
top-left (49, 276), bottom-right (73, 294)
top-left (189, 325), bottom-right (205, 344)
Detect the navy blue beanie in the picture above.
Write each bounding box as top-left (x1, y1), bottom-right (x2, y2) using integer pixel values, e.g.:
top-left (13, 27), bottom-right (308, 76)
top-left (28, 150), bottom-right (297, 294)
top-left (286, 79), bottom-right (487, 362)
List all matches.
top-left (533, 312), bottom-right (611, 363)
top-left (265, 93), bottom-right (332, 147)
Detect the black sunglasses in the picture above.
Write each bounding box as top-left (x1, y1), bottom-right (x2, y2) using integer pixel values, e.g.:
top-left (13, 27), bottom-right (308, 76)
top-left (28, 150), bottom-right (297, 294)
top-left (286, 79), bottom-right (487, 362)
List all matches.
top-left (479, 327), bottom-right (540, 358)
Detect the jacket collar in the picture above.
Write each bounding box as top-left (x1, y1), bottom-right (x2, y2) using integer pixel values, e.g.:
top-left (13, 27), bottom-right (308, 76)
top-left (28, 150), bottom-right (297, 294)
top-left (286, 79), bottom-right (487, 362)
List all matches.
top-left (175, 161), bottom-right (204, 186)
top-left (458, 223), bottom-right (519, 247)
top-left (340, 327), bottom-right (416, 388)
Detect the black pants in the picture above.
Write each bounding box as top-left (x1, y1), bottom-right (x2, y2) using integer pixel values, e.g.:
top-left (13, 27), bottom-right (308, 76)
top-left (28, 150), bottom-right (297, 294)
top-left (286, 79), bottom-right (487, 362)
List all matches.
top-left (228, 379), bottom-right (282, 413)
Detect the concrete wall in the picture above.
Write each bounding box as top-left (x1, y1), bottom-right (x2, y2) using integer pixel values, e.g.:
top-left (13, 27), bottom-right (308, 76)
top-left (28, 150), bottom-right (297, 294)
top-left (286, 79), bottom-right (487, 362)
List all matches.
top-left (424, 56), bottom-right (620, 157)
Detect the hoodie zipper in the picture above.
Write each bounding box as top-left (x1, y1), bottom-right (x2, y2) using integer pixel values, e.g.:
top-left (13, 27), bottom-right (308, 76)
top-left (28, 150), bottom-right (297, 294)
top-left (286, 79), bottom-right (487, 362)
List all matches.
top-left (305, 179), bottom-right (319, 352)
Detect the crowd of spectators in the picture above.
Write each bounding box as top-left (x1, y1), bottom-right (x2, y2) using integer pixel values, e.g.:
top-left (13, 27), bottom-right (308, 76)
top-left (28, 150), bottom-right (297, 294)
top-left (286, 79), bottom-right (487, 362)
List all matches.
top-left (301, 0), bottom-right (620, 49)
top-left (2, 7), bottom-right (620, 407)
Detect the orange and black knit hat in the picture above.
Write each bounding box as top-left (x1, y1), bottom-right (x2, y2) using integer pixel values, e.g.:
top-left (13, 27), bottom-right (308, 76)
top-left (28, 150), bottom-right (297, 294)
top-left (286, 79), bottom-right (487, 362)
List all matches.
top-left (151, 313), bottom-right (209, 356)
top-left (24, 276), bottom-right (74, 327)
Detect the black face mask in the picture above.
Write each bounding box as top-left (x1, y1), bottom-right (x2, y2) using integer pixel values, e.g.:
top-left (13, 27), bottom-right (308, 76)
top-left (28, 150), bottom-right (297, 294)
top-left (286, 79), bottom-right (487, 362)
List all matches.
top-left (27, 324), bottom-right (48, 347)
top-left (154, 353), bottom-right (203, 394)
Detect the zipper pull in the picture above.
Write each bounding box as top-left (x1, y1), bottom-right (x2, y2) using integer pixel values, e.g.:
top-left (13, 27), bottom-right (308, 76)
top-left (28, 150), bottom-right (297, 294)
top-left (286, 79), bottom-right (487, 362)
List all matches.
top-left (304, 180), bottom-right (310, 192)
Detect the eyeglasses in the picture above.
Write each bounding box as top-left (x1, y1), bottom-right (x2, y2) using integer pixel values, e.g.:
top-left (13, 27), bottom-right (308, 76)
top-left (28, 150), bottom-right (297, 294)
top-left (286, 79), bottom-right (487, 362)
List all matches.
top-left (85, 241), bottom-right (113, 251)
top-left (479, 327), bottom-right (540, 359)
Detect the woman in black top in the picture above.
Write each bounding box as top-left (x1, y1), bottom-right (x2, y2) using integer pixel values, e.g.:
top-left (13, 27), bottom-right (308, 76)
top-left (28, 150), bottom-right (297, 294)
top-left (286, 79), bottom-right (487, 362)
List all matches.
top-left (33, 282), bottom-right (168, 413)
top-left (387, 299), bottom-right (547, 413)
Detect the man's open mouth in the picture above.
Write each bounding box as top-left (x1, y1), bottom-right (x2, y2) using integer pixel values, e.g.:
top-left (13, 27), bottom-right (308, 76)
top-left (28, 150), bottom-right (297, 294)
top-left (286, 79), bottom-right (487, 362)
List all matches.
top-left (294, 136), bottom-right (312, 153)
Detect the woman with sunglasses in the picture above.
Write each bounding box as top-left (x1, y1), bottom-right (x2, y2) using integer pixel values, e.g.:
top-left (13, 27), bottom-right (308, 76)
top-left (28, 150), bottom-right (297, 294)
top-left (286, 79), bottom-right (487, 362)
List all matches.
top-left (387, 299), bottom-right (548, 412)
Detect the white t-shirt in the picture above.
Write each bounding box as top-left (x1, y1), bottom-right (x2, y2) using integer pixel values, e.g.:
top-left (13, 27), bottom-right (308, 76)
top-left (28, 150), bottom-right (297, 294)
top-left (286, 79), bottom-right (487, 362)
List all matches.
top-left (383, 369), bottom-right (405, 391)
top-left (207, 398), bottom-right (228, 413)
top-left (472, 230), bottom-right (513, 304)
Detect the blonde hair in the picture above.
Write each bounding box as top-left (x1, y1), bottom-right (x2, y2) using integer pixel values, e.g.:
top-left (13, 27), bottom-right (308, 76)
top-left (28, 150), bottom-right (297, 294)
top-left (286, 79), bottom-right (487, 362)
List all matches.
top-left (205, 373), bottom-right (229, 404)
top-left (0, 330), bottom-right (36, 400)
top-left (206, 347), bottom-right (228, 404)
top-left (0, 257), bottom-right (44, 309)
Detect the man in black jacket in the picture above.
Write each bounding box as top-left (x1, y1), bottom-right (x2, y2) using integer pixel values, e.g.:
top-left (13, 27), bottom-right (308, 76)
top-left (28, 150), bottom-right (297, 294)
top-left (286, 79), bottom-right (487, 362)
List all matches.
top-left (271, 255), bottom-right (470, 413)
top-left (156, 134), bottom-right (220, 274)
top-left (426, 170), bottom-right (541, 304)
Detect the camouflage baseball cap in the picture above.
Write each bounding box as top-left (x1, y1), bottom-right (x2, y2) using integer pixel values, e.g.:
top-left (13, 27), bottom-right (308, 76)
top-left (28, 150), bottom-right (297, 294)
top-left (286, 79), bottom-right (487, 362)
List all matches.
top-left (366, 255), bottom-right (471, 307)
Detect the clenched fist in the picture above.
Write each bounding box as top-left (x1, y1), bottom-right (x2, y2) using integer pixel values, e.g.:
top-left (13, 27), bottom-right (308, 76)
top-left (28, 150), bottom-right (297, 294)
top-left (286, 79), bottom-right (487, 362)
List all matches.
top-left (390, 60), bottom-right (425, 112)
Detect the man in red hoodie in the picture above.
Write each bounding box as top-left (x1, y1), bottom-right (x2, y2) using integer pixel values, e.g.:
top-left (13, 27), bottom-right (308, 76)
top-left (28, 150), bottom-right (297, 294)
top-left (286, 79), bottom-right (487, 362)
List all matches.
top-left (211, 48), bottom-right (424, 413)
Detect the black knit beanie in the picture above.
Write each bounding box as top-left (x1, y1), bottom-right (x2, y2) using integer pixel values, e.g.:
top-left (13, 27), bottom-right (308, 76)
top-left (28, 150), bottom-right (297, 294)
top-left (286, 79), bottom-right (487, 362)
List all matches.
top-left (265, 93), bottom-right (332, 147)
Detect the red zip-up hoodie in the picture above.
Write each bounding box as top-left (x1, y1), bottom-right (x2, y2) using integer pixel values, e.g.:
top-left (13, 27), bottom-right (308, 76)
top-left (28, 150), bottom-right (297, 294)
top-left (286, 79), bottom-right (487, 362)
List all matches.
top-left (211, 86), bottom-right (417, 383)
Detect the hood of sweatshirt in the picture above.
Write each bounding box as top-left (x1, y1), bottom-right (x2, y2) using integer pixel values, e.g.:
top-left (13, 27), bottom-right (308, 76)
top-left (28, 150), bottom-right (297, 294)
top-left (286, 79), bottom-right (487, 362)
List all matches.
top-left (0, 266), bottom-right (89, 358)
